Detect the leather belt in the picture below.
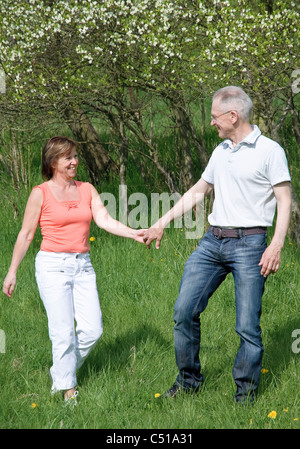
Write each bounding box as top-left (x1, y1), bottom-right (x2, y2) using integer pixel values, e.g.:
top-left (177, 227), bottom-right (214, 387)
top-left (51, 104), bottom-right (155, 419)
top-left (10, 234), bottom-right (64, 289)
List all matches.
top-left (209, 226), bottom-right (267, 239)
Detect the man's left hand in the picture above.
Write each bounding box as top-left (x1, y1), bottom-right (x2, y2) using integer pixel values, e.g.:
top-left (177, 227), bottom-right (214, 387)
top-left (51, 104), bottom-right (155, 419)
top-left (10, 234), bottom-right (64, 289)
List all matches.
top-left (258, 243), bottom-right (282, 277)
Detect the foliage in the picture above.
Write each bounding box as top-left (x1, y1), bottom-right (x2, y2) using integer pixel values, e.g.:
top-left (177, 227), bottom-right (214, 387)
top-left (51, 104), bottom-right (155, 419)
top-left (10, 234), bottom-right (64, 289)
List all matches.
top-left (0, 0), bottom-right (299, 232)
top-left (0, 1), bottom-right (298, 102)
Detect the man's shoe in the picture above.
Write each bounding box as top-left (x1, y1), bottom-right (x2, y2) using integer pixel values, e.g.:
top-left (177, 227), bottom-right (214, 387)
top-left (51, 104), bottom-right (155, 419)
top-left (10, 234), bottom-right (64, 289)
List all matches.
top-left (164, 382), bottom-right (201, 398)
top-left (164, 382), bottom-right (183, 398)
top-left (233, 390), bottom-right (256, 405)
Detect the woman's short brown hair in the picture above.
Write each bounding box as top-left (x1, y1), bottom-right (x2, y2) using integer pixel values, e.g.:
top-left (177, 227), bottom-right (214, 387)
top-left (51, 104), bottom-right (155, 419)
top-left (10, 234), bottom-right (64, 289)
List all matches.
top-left (42, 136), bottom-right (77, 180)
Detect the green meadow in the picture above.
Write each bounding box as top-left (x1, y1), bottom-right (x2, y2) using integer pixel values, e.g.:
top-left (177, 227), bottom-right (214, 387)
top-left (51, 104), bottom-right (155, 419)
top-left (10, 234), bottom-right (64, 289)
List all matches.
top-left (0, 195), bottom-right (299, 429)
top-left (0, 107), bottom-right (299, 430)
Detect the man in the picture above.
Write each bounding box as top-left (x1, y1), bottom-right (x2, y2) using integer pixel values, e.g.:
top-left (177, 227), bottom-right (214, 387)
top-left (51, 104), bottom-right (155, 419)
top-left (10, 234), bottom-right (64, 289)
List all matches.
top-left (143, 86), bottom-right (291, 403)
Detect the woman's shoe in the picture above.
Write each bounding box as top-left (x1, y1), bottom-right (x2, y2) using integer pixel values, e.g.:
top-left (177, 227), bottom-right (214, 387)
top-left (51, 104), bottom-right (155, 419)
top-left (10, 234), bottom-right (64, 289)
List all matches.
top-left (64, 390), bottom-right (79, 408)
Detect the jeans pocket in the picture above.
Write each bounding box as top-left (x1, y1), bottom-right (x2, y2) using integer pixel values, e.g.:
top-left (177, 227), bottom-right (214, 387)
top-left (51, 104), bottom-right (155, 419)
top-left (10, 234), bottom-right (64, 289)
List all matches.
top-left (243, 234), bottom-right (267, 248)
top-left (35, 252), bottom-right (66, 274)
top-left (82, 264), bottom-right (96, 276)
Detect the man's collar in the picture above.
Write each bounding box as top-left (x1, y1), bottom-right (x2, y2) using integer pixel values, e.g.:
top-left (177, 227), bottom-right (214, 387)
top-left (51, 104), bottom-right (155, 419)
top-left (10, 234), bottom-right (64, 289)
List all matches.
top-left (242, 125), bottom-right (261, 144)
top-left (222, 125), bottom-right (261, 149)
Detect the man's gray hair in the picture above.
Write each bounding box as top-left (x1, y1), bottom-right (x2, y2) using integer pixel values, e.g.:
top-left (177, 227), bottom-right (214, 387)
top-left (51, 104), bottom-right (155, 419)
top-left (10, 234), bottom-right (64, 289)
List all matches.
top-left (213, 86), bottom-right (253, 122)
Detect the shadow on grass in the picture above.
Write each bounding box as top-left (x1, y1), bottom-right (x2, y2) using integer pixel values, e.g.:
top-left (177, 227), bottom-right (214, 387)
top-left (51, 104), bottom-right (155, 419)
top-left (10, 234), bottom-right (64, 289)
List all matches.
top-left (77, 316), bottom-right (299, 396)
top-left (77, 324), bottom-right (170, 385)
top-left (260, 317), bottom-right (299, 393)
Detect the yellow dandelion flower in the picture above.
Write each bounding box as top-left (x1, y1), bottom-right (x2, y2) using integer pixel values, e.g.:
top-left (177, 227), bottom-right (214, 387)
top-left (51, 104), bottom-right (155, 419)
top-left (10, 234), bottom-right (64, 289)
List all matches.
top-left (89, 236), bottom-right (95, 242)
top-left (293, 418), bottom-right (299, 421)
top-left (31, 403), bottom-right (37, 409)
top-left (154, 393), bottom-right (161, 398)
top-left (268, 410), bottom-right (277, 419)
top-left (261, 368), bottom-right (269, 374)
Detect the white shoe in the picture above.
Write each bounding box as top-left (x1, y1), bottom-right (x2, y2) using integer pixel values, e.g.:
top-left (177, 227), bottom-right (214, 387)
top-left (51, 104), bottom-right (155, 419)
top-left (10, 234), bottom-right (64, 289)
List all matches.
top-left (50, 385), bottom-right (60, 396)
top-left (49, 370), bottom-right (61, 396)
top-left (64, 390), bottom-right (79, 408)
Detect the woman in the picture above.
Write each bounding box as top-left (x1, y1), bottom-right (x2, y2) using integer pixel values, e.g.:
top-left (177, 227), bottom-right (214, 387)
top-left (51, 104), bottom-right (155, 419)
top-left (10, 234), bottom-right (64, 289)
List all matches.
top-left (3, 136), bottom-right (145, 405)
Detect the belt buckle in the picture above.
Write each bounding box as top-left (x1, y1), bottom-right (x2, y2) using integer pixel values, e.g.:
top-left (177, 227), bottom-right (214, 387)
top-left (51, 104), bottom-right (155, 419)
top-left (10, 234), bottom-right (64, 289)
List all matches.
top-left (216, 227), bottom-right (223, 239)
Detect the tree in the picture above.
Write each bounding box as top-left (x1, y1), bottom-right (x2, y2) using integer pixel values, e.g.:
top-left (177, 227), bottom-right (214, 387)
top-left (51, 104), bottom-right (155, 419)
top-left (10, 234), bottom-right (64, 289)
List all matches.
top-left (0, 0), bottom-right (215, 190)
top-left (0, 0), bottom-right (299, 236)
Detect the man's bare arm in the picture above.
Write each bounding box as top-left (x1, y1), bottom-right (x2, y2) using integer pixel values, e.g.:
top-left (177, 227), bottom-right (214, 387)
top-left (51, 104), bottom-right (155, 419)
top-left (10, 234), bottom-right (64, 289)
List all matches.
top-left (259, 181), bottom-right (291, 277)
top-left (143, 178), bottom-right (213, 248)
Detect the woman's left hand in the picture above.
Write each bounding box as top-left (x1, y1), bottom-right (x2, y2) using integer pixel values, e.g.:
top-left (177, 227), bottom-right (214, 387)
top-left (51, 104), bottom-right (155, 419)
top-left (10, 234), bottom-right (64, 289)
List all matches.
top-left (133, 229), bottom-right (148, 244)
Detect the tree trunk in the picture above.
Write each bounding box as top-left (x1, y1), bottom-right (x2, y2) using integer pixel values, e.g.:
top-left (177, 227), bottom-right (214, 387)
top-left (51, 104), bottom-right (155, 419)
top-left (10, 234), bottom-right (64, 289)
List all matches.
top-left (291, 109), bottom-right (300, 148)
top-left (63, 106), bottom-right (118, 184)
top-left (169, 91), bottom-right (208, 191)
top-left (118, 121), bottom-right (129, 219)
top-left (172, 103), bottom-right (195, 190)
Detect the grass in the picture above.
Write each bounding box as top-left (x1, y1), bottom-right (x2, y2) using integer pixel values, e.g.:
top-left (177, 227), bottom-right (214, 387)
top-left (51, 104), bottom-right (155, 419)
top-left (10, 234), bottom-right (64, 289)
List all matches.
top-left (0, 204), bottom-right (299, 429)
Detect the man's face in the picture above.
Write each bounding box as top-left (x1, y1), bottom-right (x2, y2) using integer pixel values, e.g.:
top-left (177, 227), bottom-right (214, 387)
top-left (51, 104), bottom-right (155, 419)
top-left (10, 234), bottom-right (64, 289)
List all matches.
top-left (210, 99), bottom-right (235, 140)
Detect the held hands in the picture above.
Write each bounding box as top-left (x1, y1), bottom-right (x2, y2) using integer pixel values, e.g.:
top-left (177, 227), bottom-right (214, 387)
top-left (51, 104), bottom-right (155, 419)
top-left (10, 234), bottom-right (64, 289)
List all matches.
top-left (143, 227), bottom-right (164, 249)
top-left (133, 229), bottom-right (148, 244)
top-left (133, 228), bottom-right (164, 249)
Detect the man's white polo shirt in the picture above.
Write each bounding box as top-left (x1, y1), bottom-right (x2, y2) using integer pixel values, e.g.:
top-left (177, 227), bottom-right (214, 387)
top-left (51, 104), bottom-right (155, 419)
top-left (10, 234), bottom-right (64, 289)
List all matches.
top-left (201, 125), bottom-right (291, 228)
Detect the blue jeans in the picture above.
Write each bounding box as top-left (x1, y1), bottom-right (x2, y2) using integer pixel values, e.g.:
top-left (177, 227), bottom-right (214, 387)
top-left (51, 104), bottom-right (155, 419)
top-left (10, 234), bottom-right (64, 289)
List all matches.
top-left (173, 229), bottom-right (267, 400)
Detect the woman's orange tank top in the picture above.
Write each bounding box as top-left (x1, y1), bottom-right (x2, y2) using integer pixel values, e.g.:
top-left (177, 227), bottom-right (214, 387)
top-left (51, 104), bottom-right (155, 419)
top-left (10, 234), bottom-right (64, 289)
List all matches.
top-left (34, 180), bottom-right (93, 253)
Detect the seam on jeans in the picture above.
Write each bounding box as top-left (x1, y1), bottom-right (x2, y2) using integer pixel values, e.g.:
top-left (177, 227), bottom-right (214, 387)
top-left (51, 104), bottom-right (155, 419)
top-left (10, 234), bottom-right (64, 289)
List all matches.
top-left (190, 266), bottom-right (227, 319)
top-left (182, 265), bottom-right (227, 386)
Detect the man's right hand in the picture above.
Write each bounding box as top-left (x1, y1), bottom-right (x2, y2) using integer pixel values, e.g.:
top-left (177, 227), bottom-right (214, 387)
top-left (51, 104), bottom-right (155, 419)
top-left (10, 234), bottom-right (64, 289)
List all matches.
top-left (143, 227), bottom-right (164, 249)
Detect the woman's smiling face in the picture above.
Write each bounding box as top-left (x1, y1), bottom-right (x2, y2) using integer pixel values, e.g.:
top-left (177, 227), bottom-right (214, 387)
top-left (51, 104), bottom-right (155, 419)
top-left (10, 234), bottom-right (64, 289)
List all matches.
top-left (52, 148), bottom-right (79, 180)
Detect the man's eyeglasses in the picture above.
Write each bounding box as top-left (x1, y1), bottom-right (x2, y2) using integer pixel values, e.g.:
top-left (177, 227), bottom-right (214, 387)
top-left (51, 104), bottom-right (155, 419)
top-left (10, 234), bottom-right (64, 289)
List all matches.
top-left (211, 110), bottom-right (235, 122)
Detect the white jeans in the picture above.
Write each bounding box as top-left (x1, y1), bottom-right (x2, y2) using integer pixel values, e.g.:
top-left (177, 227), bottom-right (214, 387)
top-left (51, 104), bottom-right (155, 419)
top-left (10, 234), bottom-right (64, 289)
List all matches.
top-left (35, 251), bottom-right (103, 391)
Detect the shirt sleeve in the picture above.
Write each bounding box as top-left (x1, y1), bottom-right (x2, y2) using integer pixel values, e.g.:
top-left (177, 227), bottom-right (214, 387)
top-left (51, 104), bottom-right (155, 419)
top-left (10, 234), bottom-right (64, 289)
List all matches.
top-left (265, 145), bottom-right (291, 186)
